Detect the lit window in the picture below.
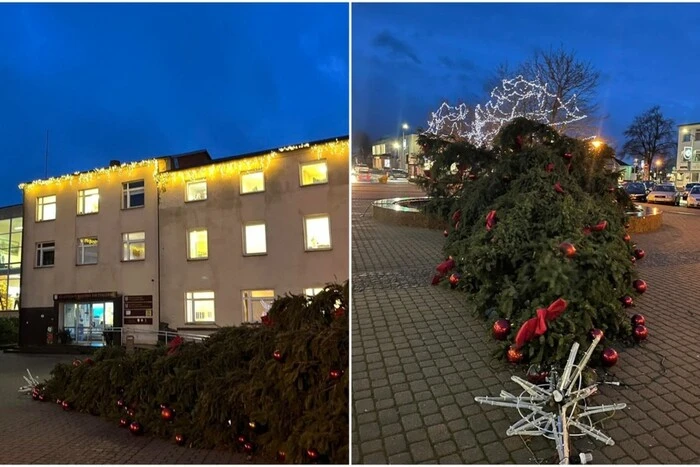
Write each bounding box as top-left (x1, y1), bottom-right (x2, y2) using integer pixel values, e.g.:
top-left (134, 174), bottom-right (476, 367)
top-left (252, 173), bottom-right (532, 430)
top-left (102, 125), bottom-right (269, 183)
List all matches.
top-left (304, 287), bottom-right (325, 297)
top-left (122, 180), bottom-right (145, 209)
top-left (186, 291), bottom-right (215, 323)
top-left (77, 237), bottom-right (98, 265)
top-left (187, 229), bottom-right (208, 259)
top-left (242, 290), bottom-right (275, 323)
top-left (240, 171), bottom-right (265, 194)
top-left (304, 214), bottom-right (331, 251)
top-left (186, 180), bottom-right (207, 202)
top-left (243, 222), bottom-right (267, 255)
top-left (300, 160), bottom-right (329, 186)
top-left (122, 232), bottom-right (145, 261)
top-left (36, 195), bottom-right (56, 222)
top-left (36, 242), bottom-right (55, 267)
top-left (77, 188), bottom-right (99, 215)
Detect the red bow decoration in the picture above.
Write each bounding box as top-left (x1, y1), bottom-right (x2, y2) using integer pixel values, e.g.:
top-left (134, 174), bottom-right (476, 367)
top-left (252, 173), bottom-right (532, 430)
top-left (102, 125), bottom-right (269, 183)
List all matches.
top-left (431, 258), bottom-right (456, 285)
top-left (590, 220), bottom-right (608, 232)
top-left (554, 182), bottom-right (565, 194)
top-left (452, 210), bottom-right (461, 225)
top-left (514, 298), bottom-right (568, 348)
top-left (545, 163), bottom-right (555, 173)
top-left (167, 336), bottom-right (184, 355)
top-left (486, 210), bottom-right (497, 231)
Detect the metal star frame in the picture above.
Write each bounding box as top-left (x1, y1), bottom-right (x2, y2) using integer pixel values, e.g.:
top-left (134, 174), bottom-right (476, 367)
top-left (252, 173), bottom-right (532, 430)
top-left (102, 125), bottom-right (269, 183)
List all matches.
top-left (475, 336), bottom-right (626, 464)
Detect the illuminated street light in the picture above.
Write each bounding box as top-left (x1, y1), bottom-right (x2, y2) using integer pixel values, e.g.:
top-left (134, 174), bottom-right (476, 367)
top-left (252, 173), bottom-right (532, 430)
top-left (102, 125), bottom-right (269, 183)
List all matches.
top-left (591, 139), bottom-right (602, 149)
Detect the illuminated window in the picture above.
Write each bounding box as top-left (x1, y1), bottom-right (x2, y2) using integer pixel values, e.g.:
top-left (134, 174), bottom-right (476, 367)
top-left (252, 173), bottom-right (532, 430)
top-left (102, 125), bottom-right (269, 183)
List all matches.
top-left (36, 242), bottom-right (55, 267)
top-left (300, 160), bottom-right (328, 186)
top-left (304, 287), bottom-right (325, 297)
top-left (186, 180), bottom-right (207, 202)
top-left (122, 232), bottom-right (145, 261)
top-left (242, 289), bottom-right (275, 323)
top-left (77, 188), bottom-right (99, 215)
top-left (122, 180), bottom-right (145, 209)
top-left (240, 171), bottom-right (265, 194)
top-left (243, 222), bottom-right (266, 255)
top-left (187, 229), bottom-right (208, 259)
top-left (186, 291), bottom-right (215, 323)
top-left (36, 195), bottom-right (56, 222)
top-left (77, 237), bottom-right (98, 265)
top-left (303, 214), bottom-right (331, 251)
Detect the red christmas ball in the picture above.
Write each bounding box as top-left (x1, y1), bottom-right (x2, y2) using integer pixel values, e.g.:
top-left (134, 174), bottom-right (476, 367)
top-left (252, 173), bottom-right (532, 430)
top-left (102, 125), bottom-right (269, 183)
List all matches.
top-left (601, 348), bottom-right (618, 367)
top-left (631, 314), bottom-right (645, 327)
top-left (175, 434), bottom-right (185, 446)
top-left (443, 230), bottom-right (448, 237)
top-left (61, 401), bottom-right (71, 411)
top-left (559, 241), bottom-right (576, 258)
top-left (243, 442), bottom-right (254, 454)
top-left (117, 399), bottom-right (125, 408)
top-left (633, 325), bottom-right (648, 343)
top-left (83, 358), bottom-right (94, 365)
top-left (38, 393), bottom-right (47, 402)
top-left (261, 314), bottom-right (272, 326)
top-left (448, 273), bottom-right (460, 287)
top-left (127, 409), bottom-right (136, 418)
top-left (161, 407), bottom-right (174, 422)
top-left (526, 366), bottom-right (549, 385)
top-left (306, 449), bottom-right (320, 460)
top-left (590, 328), bottom-right (604, 342)
top-left (237, 435), bottom-right (247, 444)
top-left (329, 369), bottom-right (343, 380)
top-left (621, 296), bottom-right (634, 308)
top-left (633, 279), bottom-right (647, 294)
top-left (506, 346), bottom-right (525, 364)
top-left (563, 152), bottom-right (573, 161)
top-left (119, 418), bottom-right (129, 428)
top-left (272, 350), bottom-right (283, 362)
top-left (277, 451), bottom-right (287, 463)
top-left (623, 233), bottom-right (631, 243)
top-left (129, 421), bottom-right (142, 435)
top-left (72, 359), bottom-right (82, 367)
top-left (545, 162), bottom-right (555, 172)
top-left (334, 307), bottom-right (346, 319)
top-left (31, 390), bottom-right (39, 400)
top-left (634, 248), bottom-right (645, 260)
top-left (492, 319), bottom-right (511, 340)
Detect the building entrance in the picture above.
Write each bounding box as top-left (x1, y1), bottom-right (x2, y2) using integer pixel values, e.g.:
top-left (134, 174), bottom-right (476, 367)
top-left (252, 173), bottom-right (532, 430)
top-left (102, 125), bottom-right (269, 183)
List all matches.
top-left (63, 302), bottom-right (114, 345)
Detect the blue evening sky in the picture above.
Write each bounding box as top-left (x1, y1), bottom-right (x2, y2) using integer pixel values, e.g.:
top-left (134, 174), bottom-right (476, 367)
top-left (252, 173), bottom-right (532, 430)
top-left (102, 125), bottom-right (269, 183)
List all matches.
top-left (352, 3), bottom-right (698, 156)
top-left (0, 3), bottom-right (348, 206)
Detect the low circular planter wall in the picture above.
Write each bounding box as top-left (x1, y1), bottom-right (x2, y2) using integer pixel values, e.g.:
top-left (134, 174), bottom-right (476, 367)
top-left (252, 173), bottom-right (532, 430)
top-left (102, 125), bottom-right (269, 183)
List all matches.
top-left (626, 206), bottom-right (663, 234)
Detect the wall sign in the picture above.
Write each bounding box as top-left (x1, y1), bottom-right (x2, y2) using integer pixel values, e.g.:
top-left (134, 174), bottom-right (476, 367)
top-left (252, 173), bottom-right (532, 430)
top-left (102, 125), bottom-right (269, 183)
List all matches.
top-left (124, 295), bottom-right (153, 325)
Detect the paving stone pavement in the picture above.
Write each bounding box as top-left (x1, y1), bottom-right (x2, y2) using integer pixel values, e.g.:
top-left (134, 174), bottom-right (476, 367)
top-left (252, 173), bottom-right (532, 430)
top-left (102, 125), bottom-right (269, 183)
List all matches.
top-left (352, 196), bottom-right (700, 464)
top-left (0, 353), bottom-right (268, 464)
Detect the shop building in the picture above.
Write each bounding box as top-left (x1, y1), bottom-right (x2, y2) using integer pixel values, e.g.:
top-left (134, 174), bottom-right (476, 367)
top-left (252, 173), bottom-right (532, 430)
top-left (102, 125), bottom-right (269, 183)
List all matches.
top-left (18, 137), bottom-right (348, 346)
top-left (676, 122), bottom-right (700, 186)
top-left (0, 204), bottom-right (23, 317)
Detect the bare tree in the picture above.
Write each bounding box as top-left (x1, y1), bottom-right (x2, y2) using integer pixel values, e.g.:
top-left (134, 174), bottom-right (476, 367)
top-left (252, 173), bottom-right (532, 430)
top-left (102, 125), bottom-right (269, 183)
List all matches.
top-left (621, 106), bottom-right (675, 181)
top-left (351, 130), bottom-right (373, 165)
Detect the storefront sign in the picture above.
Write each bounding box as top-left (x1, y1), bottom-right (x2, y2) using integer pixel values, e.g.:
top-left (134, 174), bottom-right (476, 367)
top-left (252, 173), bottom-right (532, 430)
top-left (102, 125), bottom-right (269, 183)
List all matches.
top-left (124, 295), bottom-right (153, 325)
top-left (54, 292), bottom-right (118, 301)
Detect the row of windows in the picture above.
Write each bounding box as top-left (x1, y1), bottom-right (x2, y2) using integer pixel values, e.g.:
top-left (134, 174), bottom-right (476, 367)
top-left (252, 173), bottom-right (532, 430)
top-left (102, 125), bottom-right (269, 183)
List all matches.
top-left (34, 160), bottom-right (330, 222)
top-left (34, 214), bottom-right (333, 267)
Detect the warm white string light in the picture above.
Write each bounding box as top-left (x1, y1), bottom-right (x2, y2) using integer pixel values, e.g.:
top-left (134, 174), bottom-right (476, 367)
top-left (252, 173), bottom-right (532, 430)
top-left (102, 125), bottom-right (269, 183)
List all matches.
top-left (426, 75), bottom-right (588, 147)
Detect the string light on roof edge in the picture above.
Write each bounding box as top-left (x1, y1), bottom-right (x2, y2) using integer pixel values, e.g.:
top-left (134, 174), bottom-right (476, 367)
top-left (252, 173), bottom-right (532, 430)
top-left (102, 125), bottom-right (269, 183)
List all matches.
top-left (425, 75), bottom-right (588, 147)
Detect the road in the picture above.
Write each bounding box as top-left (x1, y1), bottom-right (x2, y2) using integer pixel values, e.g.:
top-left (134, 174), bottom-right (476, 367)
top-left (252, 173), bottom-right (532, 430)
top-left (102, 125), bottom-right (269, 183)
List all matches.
top-left (351, 181), bottom-right (426, 201)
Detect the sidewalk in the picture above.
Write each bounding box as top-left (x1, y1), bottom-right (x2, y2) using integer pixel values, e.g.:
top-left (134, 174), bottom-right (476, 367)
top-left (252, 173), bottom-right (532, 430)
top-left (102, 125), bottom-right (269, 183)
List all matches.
top-left (352, 198), bottom-right (700, 464)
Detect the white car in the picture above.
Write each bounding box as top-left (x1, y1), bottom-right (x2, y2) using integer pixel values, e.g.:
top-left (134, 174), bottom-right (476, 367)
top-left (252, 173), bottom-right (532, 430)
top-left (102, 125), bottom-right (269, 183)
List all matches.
top-left (688, 185), bottom-right (700, 208)
top-left (646, 184), bottom-right (681, 205)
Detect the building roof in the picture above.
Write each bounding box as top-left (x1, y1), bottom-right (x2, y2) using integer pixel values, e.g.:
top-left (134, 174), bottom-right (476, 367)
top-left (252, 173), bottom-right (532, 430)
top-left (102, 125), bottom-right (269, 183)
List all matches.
top-left (678, 122), bottom-right (700, 128)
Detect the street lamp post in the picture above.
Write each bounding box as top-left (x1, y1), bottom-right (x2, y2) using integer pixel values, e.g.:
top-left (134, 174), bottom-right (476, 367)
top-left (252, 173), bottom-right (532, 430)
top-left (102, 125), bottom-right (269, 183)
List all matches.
top-left (402, 123), bottom-right (409, 170)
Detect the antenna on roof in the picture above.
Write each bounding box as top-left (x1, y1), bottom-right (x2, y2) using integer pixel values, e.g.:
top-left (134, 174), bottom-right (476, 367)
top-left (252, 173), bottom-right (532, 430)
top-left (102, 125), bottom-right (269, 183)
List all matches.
top-left (44, 130), bottom-right (49, 178)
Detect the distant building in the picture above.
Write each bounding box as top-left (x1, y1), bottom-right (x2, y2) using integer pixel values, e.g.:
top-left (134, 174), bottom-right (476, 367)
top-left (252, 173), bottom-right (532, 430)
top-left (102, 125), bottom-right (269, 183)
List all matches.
top-left (676, 122), bottom-right (700, 187)
top-left (0, 204), bottom-right (22, 317)
top-left (606, 158), bottom-right (634, 182)
top-left (371, 134), bottom-right (421, 175)
top-left (18, 137), bottom-right (349, 347)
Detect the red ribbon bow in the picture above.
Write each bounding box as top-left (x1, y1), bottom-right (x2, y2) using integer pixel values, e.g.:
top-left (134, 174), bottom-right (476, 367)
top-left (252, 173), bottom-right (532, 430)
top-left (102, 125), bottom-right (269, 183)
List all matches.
top-left (452, 210), bottom-right (461, 224)
top-left (431, 258), bottom-right (456, 285)
top-left (591, 220), bottom-right (608, 232)
top-left (514, 298), bottom-right (568, 347)
top-left (545, 163), bottom-right (555, 173)
top-left (486, 210), bottom-right (497, 231)
top-left (554, 182), bottom-right (565, 194)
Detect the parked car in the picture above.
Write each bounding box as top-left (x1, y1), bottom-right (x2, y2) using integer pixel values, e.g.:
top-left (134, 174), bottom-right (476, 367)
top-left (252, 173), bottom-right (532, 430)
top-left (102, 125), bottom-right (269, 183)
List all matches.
top-left (682, 182), bottom-right (700, 200)
top-left (353, 165), bottom-right (371, 182)
top-left (389, 169), bottom-right (408, 179)
top-left (646, 184), bottom-right (681, 205)
top-left (624, 183), bottom-right (647, 202)
top-left (641, 181), bottom-right (656, 193)
top-left (687, 185), bottom-right (700, 208)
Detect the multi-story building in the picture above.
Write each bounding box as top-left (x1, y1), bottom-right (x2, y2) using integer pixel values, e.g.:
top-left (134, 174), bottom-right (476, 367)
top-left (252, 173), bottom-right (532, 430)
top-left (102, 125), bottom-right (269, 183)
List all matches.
top-left (371, 134), bottom-right (421, 173)
top-left (675, 122), bottom-right (700, 187)
top-left (0, 204), bottom-right (23, 317)
top-left (18, 137), bottom-right (348, 346)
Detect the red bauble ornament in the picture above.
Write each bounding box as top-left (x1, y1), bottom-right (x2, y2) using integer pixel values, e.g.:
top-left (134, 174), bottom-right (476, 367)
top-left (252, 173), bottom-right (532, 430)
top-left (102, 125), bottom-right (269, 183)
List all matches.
top-left (334, 307), bottom-right (345, 319)
top-left (492, 319), bottom-right (511, 341)
top-left (559, 241), bottom-right (576, 258)
top-left (161, 407), bottom-right (174, 422)
top-left (448, 273), bottom-right (460, 287)
top-left (601, 348), bottom-right (618, 367)
top-left (590, 328), bottom-right (604, 342)
top-left (243, 442), bottom-right (254, 454)
top-left (175, 434), bottom-right (185, 446)
top-left (633, 325), bottom-right (648, 342)
top-left (129, 421), bottom-right (143, 435)
top-left (623, 233), bottom-right (631, 243)
top-left (261, 314), bottom-right (272, 326)
top-left (83, 358), bottom-right (94, 365)
top-left (545, 162), bottom-right (555, 173)
top-left (277, 451), bottom-right (287, 463)
top-left (631, 314), bottom-right (645, 327)
top-left (506, 346), bottom-right (525, 364)
top-left (443, 229), bottom-right (448, 237)
top-left (633, 279), bottom-right (647, 294)
top-left (31, 390), bottom-right (39, 400)
top-left (630, 256), bottom-right (636, 264)
top-left (272, 350), bottom-right (283, 362)
top-left (563, 152), bottom-right (573, 161)
top-left (38, 393), bottom-right (47, 402)
top-left (127, 409), bottom-right (136, 418)
top-left (61, 401), bottom-right (71, 411)
top-left (554, 182), bottom-right (565, 194)
top-left (634, 248), bottom-right (645, 260)
top-left (306, 449), bottom-right (320, 460)
top-left (237, 435), bottom-right (247, 444)
top-left (591, 220), bottom-right (608, 232)
top-left (72, 359), bottom-right (82, 367)
top-left (329, 369), bottom-right (343, 380)
top-left (526, 366), bottom-right (549, 385)
top-left (621, 296), bottom-right (634, 308)
top-left (119, 418), bottom-right (129, 428)
top-left (117, 399), bottom-right (125, 408)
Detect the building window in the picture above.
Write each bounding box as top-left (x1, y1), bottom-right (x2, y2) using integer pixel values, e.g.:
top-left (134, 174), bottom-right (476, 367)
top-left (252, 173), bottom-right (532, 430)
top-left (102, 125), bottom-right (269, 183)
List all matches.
top-left (304, 214), bottom-right (331, 251)
top-left (77, 188), bottom-right (99, 215)
top-left (693, 173), bottom-right (700, 183)
top-left (300, 160), bottom-right (329, 186)
top-left (683, 133), bottom-right (692, 143)
top-left (36, 195), bottom-right (56, 222)
top-left (243, 222), bottom-right (267, 255)
top-left (305, 287), bottom-right (325, 297)
top-left (77, 237), bottom-right (98, 265)
top-left (122, 180), bottom-right (145, 209)
top-left (186, 180), bottom-right (207, 202)
top-left (36, 242), bottom-right (55, 267)
top-left (694, 151), bottom-right (700, 162)
top-left (187, 229), bottom-right (208, 259)
top-left (122, 232), bottom-right (145, 261)
top-left (240, 171), bottom-right (265, 194)
top-left (242, 289), bottom-right (275, 323)
top-left (695, 130), bottom-right (700, 141)
top-left (185, 291), bottom-right (215, 323)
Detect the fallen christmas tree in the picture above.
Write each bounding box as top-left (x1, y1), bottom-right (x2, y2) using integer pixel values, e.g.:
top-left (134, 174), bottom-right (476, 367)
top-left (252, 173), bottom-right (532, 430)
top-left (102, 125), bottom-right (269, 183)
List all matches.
top-left (418, 118), bottom-right (648, 368)
top-left (39, 283), bottom-right (348, 464)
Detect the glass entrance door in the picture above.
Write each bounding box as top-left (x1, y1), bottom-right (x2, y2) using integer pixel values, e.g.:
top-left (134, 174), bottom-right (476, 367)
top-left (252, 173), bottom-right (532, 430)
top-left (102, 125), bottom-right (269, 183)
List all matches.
top-left (63, 301), bottom-right (114, 345)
